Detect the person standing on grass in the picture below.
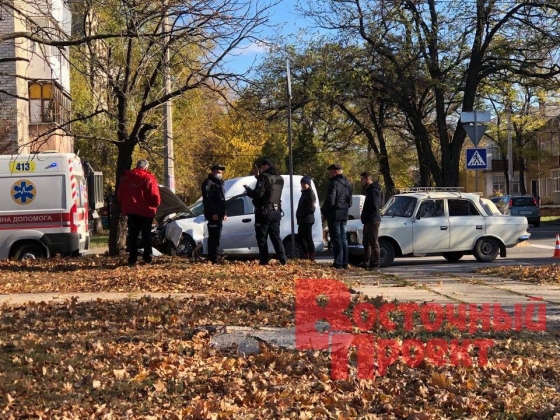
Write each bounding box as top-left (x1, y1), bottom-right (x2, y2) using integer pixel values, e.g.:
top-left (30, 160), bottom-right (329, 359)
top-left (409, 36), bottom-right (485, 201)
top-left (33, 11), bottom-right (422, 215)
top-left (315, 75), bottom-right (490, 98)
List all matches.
top-left (321, 163), bottom-right (353, 269)
top-left (117, 159), bottom-right (161, 266)
top-left (244, 158), bottom-right (287, 266)
top-left (202, 164), bottom-right (227, 264)
top-left (360, 172), bottom-right (382, 270)
top-left (296, 176), bottom-right (317, 262)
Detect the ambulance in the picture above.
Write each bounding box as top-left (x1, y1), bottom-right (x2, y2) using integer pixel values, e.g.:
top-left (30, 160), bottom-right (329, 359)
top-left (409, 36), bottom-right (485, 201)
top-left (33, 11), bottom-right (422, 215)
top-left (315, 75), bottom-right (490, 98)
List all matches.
top-left (0, 152), bottom-right (90, 259)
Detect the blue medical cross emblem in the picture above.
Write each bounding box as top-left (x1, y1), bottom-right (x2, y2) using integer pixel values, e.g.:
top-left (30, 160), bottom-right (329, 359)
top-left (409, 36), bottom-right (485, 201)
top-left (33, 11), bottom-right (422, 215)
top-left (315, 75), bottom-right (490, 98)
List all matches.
top-left (12, 180), bottom-right (35, 204)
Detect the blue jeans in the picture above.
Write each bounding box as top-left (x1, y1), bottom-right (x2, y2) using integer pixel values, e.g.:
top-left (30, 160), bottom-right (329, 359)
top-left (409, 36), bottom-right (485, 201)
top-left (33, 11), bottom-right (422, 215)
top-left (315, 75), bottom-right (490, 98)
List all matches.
top-left (328, 220), bottom-right (348, 267)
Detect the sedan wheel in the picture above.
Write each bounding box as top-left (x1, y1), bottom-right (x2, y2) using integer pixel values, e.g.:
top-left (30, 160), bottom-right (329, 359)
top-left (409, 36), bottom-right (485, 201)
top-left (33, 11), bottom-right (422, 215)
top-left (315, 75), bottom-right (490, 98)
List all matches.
top-left (175, 233), bottom-right (197, 257)
top-left (473, 237), bottom-right (499, 262)
top-left (379, 239), bottom-right (395, 267)
top-left (442, 252), bottom-right (464, 262)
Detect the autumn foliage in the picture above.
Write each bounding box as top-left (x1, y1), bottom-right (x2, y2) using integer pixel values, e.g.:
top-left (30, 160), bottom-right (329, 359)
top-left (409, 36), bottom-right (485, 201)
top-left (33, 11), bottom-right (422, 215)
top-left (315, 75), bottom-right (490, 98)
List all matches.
top-left (0, 257), bottom-right (559, 418)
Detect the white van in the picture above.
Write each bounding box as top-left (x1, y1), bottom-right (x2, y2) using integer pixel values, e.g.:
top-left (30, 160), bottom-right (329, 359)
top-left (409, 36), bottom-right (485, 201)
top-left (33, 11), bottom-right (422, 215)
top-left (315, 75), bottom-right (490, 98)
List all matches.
top-left (165, 175), bottom-right (324, 258)
top-left (349, 194), bottom-right (365, 220)
top-left (0, 153), bottom-right (90, 259)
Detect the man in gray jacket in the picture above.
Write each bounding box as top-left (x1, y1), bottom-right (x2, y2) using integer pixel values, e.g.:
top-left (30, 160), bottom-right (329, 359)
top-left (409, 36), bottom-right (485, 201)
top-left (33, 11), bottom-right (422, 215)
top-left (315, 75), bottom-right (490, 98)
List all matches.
top-left (360, 172), bottom-right (382, 269)
top-left (321, 163), bottom-right (353, 269)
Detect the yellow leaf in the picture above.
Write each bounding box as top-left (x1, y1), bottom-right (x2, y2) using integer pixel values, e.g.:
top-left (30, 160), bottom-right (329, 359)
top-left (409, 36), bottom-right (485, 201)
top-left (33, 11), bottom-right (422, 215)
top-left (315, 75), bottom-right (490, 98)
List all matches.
top-left (154, 380), bottom-right (167, 393)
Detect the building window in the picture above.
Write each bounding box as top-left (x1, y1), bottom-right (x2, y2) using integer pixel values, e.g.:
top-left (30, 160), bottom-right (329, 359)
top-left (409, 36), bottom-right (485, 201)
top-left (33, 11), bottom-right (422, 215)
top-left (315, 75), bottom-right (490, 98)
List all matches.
top-left (552, 169), bottom-right (560, 192)
top-left (28, 82), bottom-right (70, 125)
top-left (492, 174), bottom-right (520, 195)
top-left (553, 134), bottom-right (560, 157)
top-left (489, 145), bottom-right (502, 160)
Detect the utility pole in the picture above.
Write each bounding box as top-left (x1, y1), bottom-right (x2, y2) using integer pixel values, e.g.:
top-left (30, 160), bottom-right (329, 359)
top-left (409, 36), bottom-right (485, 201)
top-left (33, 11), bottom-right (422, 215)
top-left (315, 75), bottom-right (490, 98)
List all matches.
top-left (286, 59), bottom-right (295, 259)
top-left (506, 102), bottom-right (513, 194)
top-left (163, 11), bottom-right (175, 192)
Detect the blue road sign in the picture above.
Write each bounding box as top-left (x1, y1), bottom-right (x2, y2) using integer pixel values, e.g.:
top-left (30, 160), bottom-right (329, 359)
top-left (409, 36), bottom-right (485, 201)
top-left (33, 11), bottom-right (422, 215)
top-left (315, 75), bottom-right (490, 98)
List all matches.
top-left (466, 148), bottom-right (487, 170)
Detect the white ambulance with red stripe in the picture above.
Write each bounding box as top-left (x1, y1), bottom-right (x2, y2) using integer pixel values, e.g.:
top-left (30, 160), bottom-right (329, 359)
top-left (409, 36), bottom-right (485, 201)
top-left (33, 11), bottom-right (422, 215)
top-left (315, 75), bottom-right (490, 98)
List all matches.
top-left (0, 152), bottom-right (90, 259)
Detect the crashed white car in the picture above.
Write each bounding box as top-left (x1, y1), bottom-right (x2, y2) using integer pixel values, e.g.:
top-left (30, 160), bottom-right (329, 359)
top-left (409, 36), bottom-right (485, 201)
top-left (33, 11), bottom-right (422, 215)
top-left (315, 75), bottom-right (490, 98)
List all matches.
top-left (347, 188), bottom-right (530, 267)
top-left (156, 175), bottom-right (324, 258)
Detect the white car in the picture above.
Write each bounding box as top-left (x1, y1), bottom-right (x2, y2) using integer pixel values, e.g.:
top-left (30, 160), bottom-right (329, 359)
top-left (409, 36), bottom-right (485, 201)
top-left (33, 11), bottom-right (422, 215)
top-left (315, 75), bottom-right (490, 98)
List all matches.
top-left (347, 188), bottom-right (530, 267)
top-left (160, 175), bottom-right (324, 258)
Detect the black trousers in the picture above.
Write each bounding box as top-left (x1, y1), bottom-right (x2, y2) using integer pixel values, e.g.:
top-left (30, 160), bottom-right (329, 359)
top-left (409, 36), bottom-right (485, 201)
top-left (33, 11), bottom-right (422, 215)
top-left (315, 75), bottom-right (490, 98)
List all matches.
top-left (207, 220), bottom-right (223, 262)
top-left (363, 221), bottom-right (381, 266)
top-left (298, 222), bottom-right (314, 255)
top-left (255, 210), bottom-right (286, 264)
top-left (127, 214), bottom-right (153, 263)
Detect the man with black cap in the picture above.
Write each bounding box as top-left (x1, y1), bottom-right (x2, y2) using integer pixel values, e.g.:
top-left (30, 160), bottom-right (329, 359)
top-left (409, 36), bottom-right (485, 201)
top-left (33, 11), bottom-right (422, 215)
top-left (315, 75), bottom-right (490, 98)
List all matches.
top-left (202, 164), bottom-right (227, 264)
top-left (321, 163), bottom-right (353, 269)
top-left (244, 158), bottom-right (287, 265)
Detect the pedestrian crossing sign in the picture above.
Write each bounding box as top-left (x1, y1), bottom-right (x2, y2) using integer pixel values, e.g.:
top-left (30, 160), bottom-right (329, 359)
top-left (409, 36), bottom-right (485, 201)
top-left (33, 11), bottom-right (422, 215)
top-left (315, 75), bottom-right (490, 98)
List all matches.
top-left (466, 148), bottom-right (487, 169)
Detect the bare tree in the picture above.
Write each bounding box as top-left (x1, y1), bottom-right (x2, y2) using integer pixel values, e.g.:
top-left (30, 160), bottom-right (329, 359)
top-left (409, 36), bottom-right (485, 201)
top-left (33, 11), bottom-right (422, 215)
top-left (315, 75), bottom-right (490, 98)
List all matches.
top-left (298, 0), bottom-right (560, 187)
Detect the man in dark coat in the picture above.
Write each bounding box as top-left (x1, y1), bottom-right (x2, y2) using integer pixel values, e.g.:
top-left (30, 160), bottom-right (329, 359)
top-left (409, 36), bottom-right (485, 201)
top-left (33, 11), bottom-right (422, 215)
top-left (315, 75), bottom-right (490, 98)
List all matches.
top-left (202, 164), bottom-right (227, 264)
top-left (117, 159), bottom-right (161, 266)
top-left (296, 175), bottom-right (317, 261)
top-left (244, 158), bottom-right (287, 266)
top-left (360, 172), bottom-right (382, 269)
top-left (321, 163), bottom-right (353, 269)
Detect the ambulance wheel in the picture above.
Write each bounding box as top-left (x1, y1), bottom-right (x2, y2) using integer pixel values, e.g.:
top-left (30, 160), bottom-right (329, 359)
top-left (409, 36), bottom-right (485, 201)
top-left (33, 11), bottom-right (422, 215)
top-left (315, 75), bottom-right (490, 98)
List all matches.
top-left (14, 242), bottom-right (45, 260)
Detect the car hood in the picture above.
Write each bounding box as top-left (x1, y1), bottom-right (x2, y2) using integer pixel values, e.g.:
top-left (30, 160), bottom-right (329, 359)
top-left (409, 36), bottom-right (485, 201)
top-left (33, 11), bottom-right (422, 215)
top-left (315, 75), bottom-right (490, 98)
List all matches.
top-left (155, 185), bottom-right (194, 223)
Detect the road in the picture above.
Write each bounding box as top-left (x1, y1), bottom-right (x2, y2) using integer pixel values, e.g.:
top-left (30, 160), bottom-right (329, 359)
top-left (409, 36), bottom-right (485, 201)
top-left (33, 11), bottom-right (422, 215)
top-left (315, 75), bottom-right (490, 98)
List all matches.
top-left (324, 225), bottom-right (560, 274)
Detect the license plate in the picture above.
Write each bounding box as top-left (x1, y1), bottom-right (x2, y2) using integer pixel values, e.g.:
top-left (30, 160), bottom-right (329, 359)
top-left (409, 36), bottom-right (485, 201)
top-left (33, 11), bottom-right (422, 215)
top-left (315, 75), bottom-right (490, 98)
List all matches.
top-left (519, 211), bottom-right (532, 215)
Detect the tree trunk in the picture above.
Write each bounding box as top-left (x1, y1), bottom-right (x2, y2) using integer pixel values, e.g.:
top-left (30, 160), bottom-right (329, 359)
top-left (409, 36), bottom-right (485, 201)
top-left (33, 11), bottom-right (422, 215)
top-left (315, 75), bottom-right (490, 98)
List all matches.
top-left (108, 141), bottom-right (136, 256)
top-left (93, 217), bottom-right (103, 234)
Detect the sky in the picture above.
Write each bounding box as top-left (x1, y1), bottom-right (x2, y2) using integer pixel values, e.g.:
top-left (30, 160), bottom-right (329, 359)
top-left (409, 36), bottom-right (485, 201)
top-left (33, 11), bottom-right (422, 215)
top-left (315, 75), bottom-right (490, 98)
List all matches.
top-left (225, 0), bottom-right (317, 76)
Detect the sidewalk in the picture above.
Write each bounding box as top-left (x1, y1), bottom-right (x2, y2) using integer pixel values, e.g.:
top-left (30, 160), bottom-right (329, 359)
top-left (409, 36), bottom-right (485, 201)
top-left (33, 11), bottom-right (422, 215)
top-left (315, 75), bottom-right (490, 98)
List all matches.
top-left (353, 269), bottom-right (560, 329)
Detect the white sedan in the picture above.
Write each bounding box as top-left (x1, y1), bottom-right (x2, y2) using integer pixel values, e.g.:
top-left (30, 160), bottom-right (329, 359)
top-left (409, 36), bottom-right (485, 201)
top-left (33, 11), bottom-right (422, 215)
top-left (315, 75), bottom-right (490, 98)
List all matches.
top-left (347, 189), bottom-right (530, 267)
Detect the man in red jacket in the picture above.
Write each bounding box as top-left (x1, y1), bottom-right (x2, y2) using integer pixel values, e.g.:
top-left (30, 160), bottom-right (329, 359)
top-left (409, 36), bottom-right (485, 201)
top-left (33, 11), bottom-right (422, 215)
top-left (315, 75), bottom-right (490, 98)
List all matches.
top-left (117, 159), bottom-right (161, 265)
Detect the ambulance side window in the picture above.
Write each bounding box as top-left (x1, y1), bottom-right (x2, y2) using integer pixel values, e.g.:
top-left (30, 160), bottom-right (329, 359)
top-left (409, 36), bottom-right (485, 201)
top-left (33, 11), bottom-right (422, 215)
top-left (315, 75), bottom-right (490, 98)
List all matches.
top-left (75, 176), bottom-right (87, 208)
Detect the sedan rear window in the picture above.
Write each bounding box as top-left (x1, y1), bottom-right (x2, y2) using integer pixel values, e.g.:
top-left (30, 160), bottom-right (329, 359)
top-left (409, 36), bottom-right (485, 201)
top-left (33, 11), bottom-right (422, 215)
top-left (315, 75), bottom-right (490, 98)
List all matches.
top-left (512, 197), bottom-right (535, 207)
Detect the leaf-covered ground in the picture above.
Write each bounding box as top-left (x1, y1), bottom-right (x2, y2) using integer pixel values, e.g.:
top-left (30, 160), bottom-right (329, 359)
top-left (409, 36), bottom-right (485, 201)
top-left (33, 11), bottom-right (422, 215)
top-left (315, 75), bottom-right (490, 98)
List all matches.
top-left (0, 256), bottom-right (559, 419)
top-left (477, 264), bottom-right (560, 285)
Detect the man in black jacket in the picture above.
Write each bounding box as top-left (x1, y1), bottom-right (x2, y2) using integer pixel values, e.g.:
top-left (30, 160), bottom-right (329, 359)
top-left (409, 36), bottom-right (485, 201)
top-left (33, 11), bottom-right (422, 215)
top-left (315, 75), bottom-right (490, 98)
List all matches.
top-left (360, 172), bottom-right (382, 269)
top-left (244, 159), bottom-right (287, 266)
top-left (321, 163), bottom-right (353, 269)
top-left (296, 176), bottom-right (317, 261)
top-left (202, 164), bottom-right (227, 264)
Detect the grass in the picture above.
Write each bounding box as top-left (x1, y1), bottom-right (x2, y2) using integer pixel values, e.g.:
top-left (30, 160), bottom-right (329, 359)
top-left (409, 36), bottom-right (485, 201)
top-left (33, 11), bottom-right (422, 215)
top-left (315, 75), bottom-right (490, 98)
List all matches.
top-left (89, 232), bottom-right (109, 248)
top-left (541, 215), bottom-right (560, 224)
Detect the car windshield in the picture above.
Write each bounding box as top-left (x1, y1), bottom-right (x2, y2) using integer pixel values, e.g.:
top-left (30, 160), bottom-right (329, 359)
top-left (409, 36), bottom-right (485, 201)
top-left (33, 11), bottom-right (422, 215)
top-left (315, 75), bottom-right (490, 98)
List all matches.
top-left (512, 197), bottom-right (535, 207)
top-left (189, 199), bottom-right (204, 216)
top-left (381, 196), bottom-right (417, 217)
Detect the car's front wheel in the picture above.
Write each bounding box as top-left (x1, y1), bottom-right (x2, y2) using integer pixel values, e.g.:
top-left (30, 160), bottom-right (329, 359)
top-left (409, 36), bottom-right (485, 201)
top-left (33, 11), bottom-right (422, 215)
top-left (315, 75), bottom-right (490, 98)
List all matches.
top-left (379, 239), bottom-right (395, 267)
top-left (175, 233), bottom-right (198, 257)
top-left (473, 237), bottom-right (499, 262)
top-left (442, 252), bottom-right (464, 262)
top-left (284, 239), bottom-right (304, 259)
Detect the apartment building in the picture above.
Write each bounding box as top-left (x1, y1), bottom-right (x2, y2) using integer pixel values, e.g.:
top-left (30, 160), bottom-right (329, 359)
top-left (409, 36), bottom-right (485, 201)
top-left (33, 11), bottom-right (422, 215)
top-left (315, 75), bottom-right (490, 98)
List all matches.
top-left (0, 0), bottom-right (73, 153)
top-left (480, 105), bottom-right (560, 204)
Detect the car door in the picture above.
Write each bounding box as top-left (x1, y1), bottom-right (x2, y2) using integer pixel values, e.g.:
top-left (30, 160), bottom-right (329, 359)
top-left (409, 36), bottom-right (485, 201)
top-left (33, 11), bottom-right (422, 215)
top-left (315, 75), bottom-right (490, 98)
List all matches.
top-left (220, 195), bottom-right (258, 253)
top-left (412, 199), bottom-right (450, 252)
top-left (447, 198), bottom-right (486, 250)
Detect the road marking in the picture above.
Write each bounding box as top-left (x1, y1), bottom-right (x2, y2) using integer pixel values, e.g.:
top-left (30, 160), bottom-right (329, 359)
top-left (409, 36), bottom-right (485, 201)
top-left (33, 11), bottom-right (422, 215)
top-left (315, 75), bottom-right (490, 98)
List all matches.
top-left (527, 243), bottom-right (555, 250)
